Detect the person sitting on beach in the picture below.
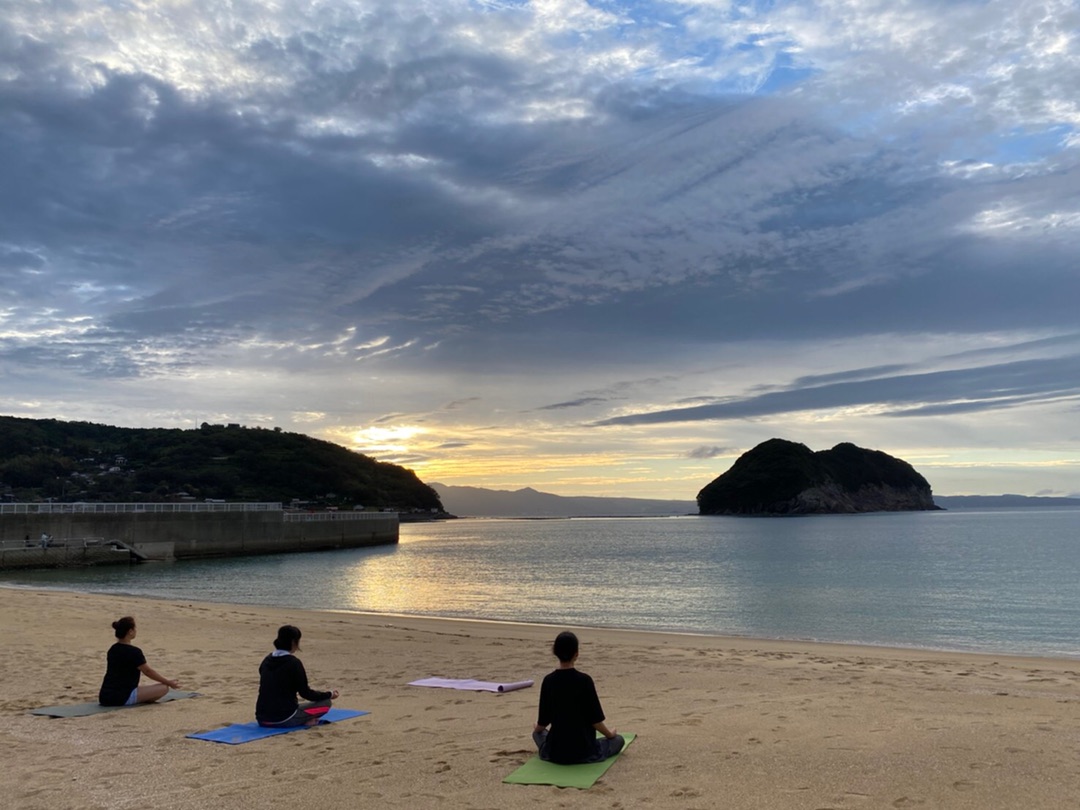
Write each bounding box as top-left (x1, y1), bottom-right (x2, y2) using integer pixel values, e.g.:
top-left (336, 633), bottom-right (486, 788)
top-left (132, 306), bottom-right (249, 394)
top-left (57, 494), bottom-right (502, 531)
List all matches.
top-left (98, 616), bottom-right (181, 706)
top-left (255, 624), bottom-right (339, 727)
top-left (532, 630), bottom-right (624, 764)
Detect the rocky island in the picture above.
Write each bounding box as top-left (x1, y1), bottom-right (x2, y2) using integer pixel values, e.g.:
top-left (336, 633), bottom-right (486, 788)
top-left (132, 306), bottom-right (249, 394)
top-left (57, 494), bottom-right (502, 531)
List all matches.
top-left (697, 439), bottom-right (938, 516)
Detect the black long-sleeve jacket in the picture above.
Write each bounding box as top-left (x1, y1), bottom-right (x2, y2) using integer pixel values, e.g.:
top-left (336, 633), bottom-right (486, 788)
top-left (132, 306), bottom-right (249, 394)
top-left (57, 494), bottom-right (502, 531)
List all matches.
top-left (255, 652), bottom-right (331, 723)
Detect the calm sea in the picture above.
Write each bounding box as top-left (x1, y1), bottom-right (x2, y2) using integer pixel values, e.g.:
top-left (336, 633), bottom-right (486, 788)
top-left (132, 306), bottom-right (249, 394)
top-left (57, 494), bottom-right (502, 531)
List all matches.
top-left (4, 510), bottom-right (1080, 658)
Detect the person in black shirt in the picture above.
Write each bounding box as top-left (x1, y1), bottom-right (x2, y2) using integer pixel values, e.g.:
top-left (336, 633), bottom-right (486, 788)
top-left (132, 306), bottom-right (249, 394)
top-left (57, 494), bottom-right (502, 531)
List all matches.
top-left (532, 631), bottom-right (624, 764)
top-left (98, 616), bottom-right (180, 706)
top-left (255, 625), bottom-right (340, 727)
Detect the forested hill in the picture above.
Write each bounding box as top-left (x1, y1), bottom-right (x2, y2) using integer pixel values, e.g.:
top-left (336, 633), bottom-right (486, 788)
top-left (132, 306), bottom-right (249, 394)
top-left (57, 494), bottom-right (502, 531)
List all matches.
top-left (0, 416), bottom-right (442, 511)
top-left (697, 439), bottom-right (936, 515)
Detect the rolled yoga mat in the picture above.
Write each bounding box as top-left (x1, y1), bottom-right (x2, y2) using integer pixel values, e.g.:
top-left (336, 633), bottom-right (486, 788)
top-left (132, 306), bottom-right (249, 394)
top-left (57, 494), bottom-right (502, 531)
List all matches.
top-left (408, 677), bottom-right (534, 693)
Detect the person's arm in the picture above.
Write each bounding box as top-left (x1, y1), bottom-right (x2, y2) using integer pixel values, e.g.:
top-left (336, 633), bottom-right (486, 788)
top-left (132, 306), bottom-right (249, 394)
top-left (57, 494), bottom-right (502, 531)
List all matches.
top-left (534, 678), bottom-right (550, 732)
top-left (138, 663), bottom-right (180, 690)
top-left (593, 720), bottom-right (617, 739)
top-left (293, 658), bottom-right (334, 702)
top-left (586, 674), bottom-right (615, 737)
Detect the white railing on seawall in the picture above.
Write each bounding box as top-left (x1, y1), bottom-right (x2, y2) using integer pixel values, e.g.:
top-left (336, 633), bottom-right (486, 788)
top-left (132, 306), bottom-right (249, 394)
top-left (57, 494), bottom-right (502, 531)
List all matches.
top-left (282, 511), bottom-right (397, 522)
top-left (0, 536), bottom-right (108, 550)
top-left (0, 502), bottom-right (283, 514)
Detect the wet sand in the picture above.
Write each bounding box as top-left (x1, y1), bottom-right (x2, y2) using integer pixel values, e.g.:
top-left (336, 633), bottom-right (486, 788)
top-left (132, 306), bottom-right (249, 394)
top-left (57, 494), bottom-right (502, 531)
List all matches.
top-left (3, 586), bottom-right (1080, 809)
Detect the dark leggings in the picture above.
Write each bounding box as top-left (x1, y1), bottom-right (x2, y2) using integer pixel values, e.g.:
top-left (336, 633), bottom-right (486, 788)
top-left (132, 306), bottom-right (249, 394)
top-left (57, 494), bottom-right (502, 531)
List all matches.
top-left (533, 729), bottom-right (625, 762)
top-left (258, 698), bottom-right (332, 728)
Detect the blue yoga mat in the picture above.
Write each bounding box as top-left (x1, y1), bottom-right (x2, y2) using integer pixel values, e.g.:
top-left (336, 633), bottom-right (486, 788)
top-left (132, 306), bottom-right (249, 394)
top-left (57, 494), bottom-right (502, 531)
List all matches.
top-left (186, 708), bottom-right (369, 744)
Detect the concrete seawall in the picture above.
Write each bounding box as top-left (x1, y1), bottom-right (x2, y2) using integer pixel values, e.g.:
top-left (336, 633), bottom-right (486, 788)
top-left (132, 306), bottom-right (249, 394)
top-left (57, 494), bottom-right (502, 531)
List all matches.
top-left (0, 504), bottom-right (398, 568)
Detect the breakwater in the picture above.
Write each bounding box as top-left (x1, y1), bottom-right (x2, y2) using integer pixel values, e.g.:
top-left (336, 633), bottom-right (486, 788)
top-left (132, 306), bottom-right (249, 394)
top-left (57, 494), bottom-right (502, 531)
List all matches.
top-left (0, 503), bottom-right (398, 569)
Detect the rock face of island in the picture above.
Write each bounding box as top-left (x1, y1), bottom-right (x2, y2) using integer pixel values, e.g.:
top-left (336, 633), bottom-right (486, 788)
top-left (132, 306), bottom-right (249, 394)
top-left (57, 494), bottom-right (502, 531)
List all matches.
top-left (697, 439), bottom-right (938, 516)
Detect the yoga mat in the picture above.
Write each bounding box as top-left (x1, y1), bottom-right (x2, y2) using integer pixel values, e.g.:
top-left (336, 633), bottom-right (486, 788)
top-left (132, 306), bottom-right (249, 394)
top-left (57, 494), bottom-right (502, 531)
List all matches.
top-left (30, 690), bottom-right (200, 718)
top-left (503, 732), bottom-right (636, 789)
top-left (186, 708), bottom-right (368, 744)
top-left (409, 677), bottom-right (534, 693)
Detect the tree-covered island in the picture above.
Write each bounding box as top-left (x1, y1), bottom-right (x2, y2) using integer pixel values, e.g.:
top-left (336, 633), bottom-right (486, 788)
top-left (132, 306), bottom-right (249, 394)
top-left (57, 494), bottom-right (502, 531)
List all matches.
top-left (0, 416), bottom-right (443, 512)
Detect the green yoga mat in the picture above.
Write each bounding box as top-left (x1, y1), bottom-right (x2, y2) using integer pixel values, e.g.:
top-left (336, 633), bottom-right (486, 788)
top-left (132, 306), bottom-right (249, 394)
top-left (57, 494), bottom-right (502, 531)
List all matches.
top-left (503, 732), bottom-right (636, 789)
top-left (30, 690), bottom-right (200, 717)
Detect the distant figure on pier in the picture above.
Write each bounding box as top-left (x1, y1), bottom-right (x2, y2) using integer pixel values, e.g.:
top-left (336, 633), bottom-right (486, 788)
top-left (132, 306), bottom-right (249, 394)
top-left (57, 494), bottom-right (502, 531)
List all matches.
top-left (39, 532), bottom-right (51, 548)
top-left (255, 624), bottom-right (339, 727)
top-left (98, 616), bottom-right (180, 706)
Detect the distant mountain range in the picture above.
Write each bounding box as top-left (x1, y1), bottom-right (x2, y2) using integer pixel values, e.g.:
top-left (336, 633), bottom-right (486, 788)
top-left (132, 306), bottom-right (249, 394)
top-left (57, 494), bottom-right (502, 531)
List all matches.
top-left (431, 484), bottom-right (696, 517)
top-left (933, 494), bottom-right (1080, 509)
top-left (432, 483), bottom-right (1080, 517)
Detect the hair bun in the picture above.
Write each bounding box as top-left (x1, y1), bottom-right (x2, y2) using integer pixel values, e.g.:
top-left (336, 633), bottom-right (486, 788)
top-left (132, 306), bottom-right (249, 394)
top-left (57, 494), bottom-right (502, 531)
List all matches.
top-left (273, 624), bottom-right (302, 650)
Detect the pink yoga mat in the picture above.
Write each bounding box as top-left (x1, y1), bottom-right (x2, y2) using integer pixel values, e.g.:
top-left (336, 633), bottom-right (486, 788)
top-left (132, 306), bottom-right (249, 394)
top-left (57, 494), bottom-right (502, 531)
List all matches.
top-left (409, 677), bottom-right (535, 693)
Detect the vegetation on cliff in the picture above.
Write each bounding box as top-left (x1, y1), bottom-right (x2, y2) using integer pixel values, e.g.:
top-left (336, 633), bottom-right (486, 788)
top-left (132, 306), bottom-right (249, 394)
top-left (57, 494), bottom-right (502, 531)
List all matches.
top-left (697, 438), bottom-right (937, 515)
top-left (0, 416), bottom-right (442, 511)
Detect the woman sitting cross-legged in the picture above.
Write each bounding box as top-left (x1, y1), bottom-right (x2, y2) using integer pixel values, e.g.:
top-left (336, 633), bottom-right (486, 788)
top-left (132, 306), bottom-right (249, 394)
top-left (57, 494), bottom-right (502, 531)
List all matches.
top-left (255, 624), bottom-right (339, 727)
top-left (98, 616), bottom-right (181, 706)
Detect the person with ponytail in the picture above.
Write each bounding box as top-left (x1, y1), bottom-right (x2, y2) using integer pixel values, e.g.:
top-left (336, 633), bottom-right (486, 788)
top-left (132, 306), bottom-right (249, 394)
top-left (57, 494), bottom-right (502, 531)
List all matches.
top-left (255, 625), bottom-right (339, 727)
top-left (98, 616), bottom-right (180, 706)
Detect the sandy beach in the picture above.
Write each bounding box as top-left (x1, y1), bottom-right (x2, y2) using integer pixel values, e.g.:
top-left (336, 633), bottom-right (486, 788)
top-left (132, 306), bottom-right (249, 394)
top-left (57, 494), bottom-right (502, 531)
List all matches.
top-left (3, 587), bottom-right (1080, 809)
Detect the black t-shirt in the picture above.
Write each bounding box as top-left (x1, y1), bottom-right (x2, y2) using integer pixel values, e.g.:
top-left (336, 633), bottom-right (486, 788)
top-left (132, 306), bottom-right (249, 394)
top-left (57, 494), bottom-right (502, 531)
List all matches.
top-left (536, 668), bottom-right (605, 764)
top-left (99, 642), bottom-right (147, 705)
top-left (255, 652), bottom-right (332, 723)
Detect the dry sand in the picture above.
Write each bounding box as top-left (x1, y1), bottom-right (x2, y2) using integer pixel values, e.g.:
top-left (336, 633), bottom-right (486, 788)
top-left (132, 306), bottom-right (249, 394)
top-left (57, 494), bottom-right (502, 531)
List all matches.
top-left (3, 586), bottom-right (1080, 809)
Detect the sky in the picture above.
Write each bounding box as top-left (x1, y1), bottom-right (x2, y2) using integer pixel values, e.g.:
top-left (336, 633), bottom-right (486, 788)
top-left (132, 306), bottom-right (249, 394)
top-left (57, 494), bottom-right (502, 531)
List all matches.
top-left (2, 0), bottom-right (1079, 500)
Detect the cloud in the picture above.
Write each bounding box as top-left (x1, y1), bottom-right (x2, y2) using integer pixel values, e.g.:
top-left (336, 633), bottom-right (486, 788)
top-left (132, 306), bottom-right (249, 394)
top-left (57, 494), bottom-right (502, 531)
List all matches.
top-left (598, 353), bottom-right (1080, 426)
top-left (537, 397), bottom-right (610, 411)
top-left (1, 0), bottom-right (1079, 498)
top-left (686, 445), bottom-right (737, 459)
top-left (442, 398), bottom-right (481, 410)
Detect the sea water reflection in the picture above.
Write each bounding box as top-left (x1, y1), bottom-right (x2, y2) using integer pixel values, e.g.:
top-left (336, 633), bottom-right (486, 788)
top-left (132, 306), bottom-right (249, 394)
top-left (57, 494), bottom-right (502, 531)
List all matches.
top-left (5, 511), bottom-right (1080, 657)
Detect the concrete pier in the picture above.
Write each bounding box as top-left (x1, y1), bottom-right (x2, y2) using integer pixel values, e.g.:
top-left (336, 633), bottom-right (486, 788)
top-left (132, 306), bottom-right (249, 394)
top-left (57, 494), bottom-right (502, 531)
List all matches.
top-left (0, 503), bottom-right (398, 569)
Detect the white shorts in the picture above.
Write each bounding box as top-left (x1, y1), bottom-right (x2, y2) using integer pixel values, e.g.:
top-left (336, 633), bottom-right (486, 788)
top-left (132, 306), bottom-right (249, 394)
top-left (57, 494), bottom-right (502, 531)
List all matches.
top-left (124, 688), bottom-right (139, 706)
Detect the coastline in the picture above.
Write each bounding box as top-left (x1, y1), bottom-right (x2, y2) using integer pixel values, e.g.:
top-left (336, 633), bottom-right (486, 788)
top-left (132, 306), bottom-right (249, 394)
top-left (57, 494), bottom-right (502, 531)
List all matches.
top-left (4, 588), bottom-right (1080, 808)
top-left (8, 510), bottom-right (1080, 663)
top-left (5, 578), bottom-right (1079, 662)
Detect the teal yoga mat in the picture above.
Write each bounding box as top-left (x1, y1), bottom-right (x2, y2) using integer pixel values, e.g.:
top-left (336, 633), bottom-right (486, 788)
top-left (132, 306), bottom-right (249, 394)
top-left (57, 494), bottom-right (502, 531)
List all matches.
top-left (186, 708), bottom-right (369, 744)
top-left (30, 690), bottom-right (200, 717)
top-left (503, 732), bottom-right (636, 789)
